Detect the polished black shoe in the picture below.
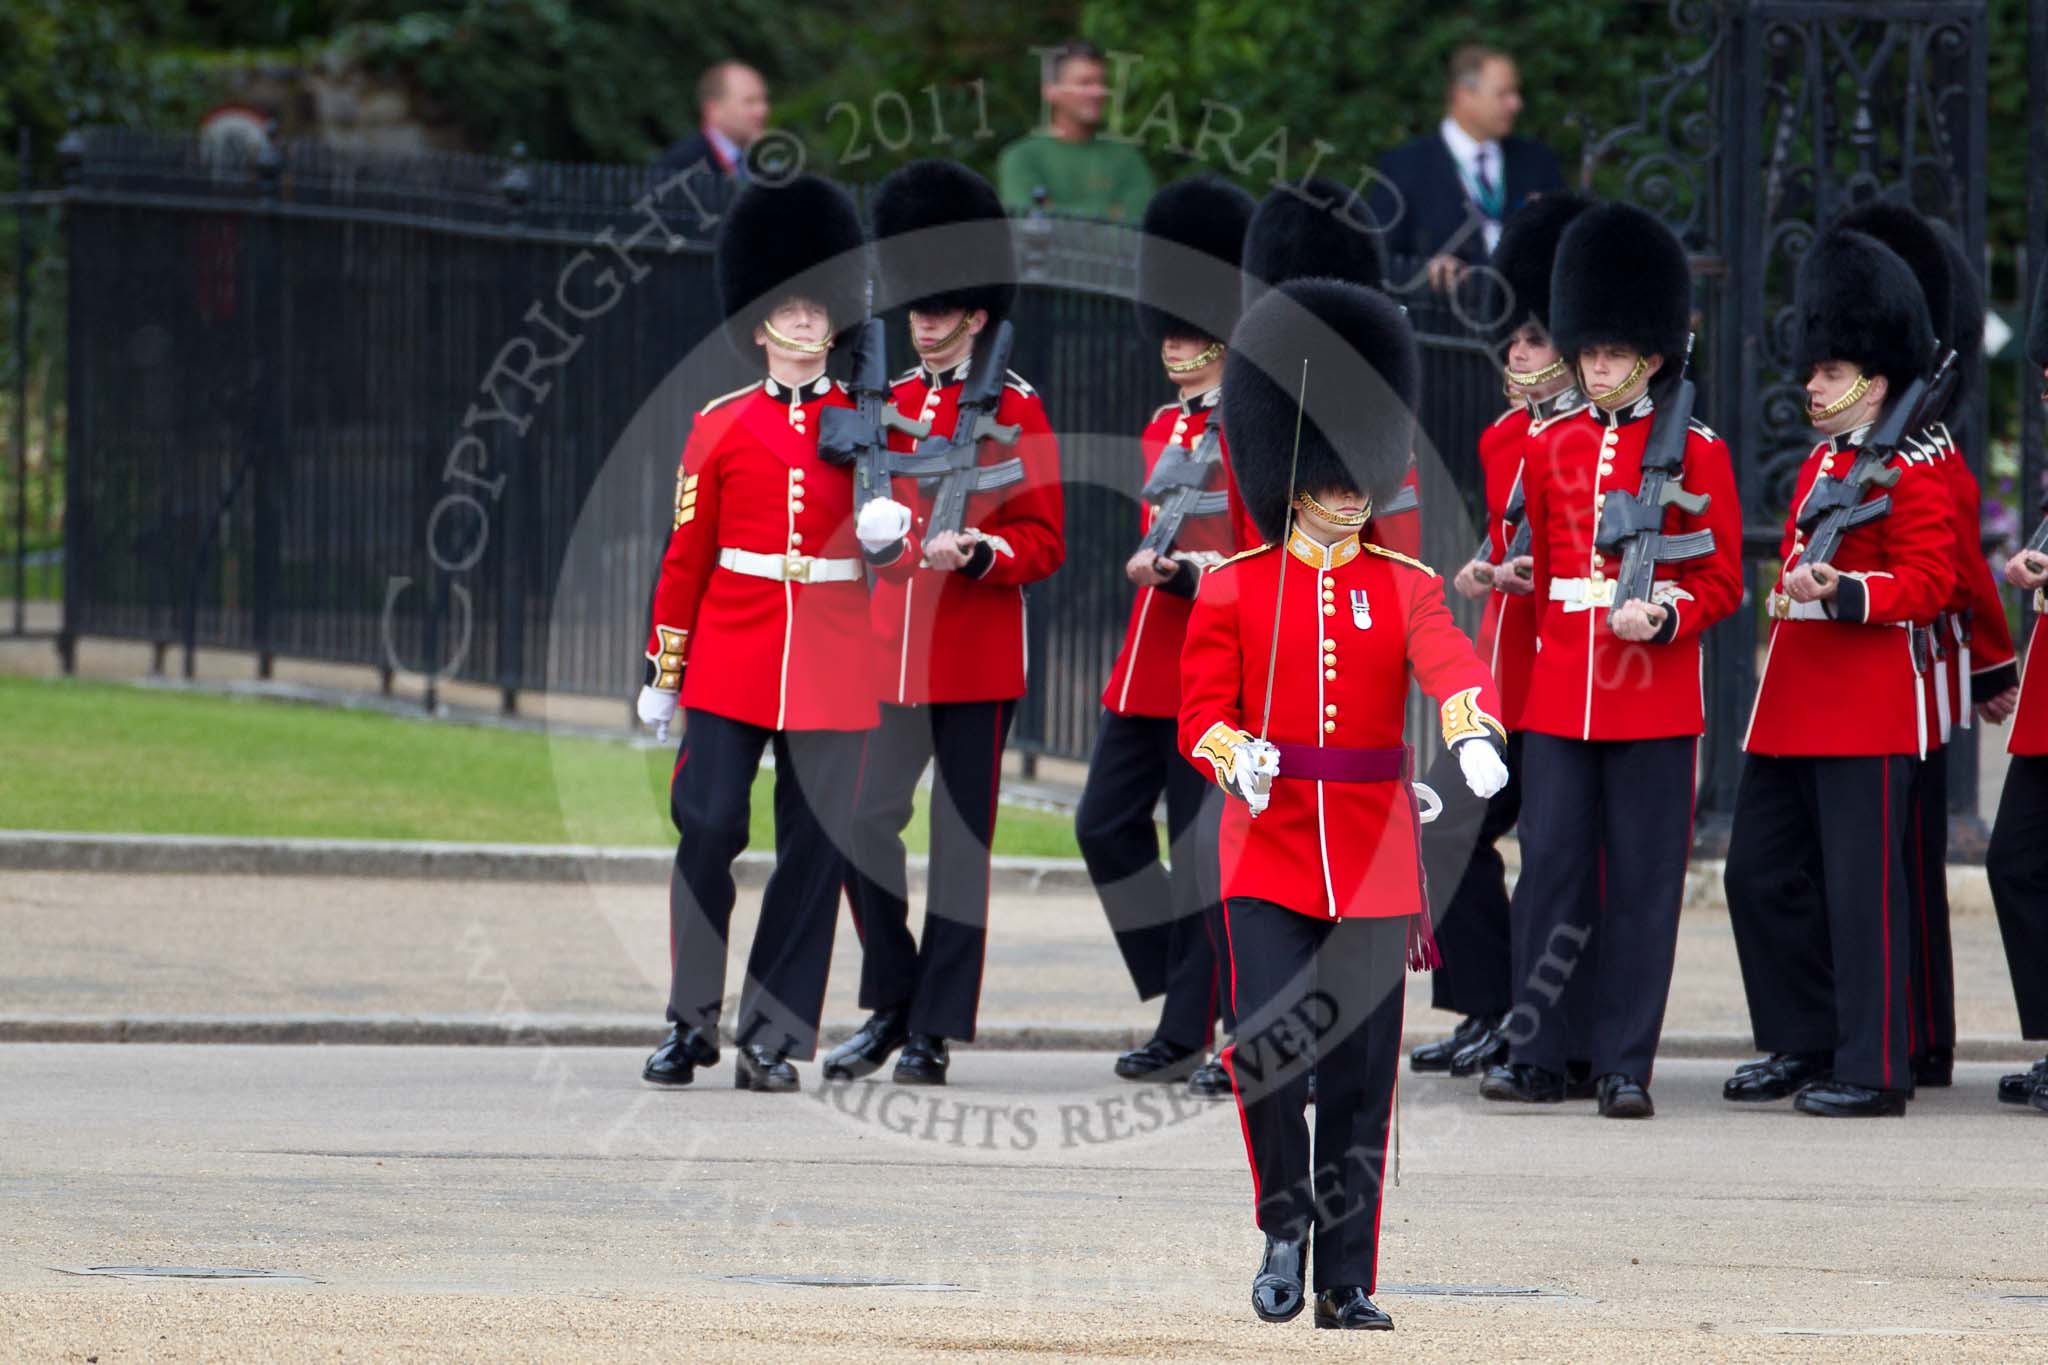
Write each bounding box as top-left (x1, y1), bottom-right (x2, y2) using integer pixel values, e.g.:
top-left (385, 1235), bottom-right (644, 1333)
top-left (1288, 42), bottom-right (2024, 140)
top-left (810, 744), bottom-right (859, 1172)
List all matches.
top-left (1479, 1061), bottom-right (1565, 1103)
top-left (642, 1024), bottom-right (720, 1086)
top-left (1912, 1049), bottom-right (1953, 1088)
top-left (1997, 1057), bottom-right (2048, 1105)
top-left (2032, 1086), bottom-right (2048, 1116)
top-left (1250, 1232), bottom-right (1308, 1323)
top-left (733, 1044), bottom-right (799, 1093)
top-left (821, 1007), bottom-right (909, 1081)
top-left (1794, 1079), bottom-right (1908, 1117)
top-left (1722, 1051), bottom-right (1830, 1102)
top-left (1187, 1058), bottom-right (1233, 1099)
top-left (1595, 1073), bottom-right (1654, 1118)
top-left (893, 1033), bottom-right (950, 1085)
top-left (1115, 1036), bottom-right (1201, 1081)
top-left (1409, 1013), bottom-right (1488, 1073)
top-left (1448, 1024), bottom-right (1508, 1077)
top-left (1313, 1286), bottom-right (1394, 1330)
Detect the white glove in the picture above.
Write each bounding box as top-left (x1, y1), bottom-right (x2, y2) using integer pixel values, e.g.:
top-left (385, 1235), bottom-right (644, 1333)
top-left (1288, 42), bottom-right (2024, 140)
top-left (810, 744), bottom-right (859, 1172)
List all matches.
top-left (1456, 738), bottom-right (1509, 800)
top-left (637, 684), bottom-right (679, 741)
top-left (1229, 738), bottom-right (1280, 816)
top-left (856, 497), bottom-right (913, 554)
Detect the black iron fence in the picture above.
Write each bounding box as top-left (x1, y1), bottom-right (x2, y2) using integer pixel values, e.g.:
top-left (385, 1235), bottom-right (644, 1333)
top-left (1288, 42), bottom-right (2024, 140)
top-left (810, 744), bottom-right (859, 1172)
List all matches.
top-left (44, 128), bottom-right (1502, 770)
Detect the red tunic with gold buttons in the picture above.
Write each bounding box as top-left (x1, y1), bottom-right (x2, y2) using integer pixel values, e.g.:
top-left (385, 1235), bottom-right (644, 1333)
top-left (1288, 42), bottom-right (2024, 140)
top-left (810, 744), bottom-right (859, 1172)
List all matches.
top-left (1742, 428), bottom-right (1955, 758)
top-left (1100, 388), bottom-right (1253, 718)
top-left (868, 361), bottom-right (1066, 705)
top-left (1928, 426), bottom-right (2017, 741)
top-left (2012, 611), bottom-right (2048, 756)
top-left (1180, 528), bottom-right (1506, 921)
top-left (1520, 395), bottom-right (1744, 741)
top-left (1473, 391), bottom-right (1585, 731)
top-left (644, 375), bottom-right (914, 732)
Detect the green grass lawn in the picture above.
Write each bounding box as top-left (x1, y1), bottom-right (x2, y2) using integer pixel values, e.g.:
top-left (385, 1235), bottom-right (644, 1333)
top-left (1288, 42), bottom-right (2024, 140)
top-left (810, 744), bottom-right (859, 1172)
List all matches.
top-left (0, 676), bottom-right (1082, 857)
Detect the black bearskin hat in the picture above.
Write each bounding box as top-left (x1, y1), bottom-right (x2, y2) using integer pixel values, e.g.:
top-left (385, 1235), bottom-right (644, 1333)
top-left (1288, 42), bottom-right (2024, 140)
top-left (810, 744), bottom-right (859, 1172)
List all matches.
top-left (2030, 257), bottom-right (2048, 371)
top-left (1930, 218), bottom-right (1983, 412)
top-left (713, 174), bottom-right (868, 352)
top-left (1136, 175), bottom-right (1257, 347)
top-left (1489, 193), bottom-right (1593, 344)
top-left (1223, 279), bottom-right (1419, 543)
top-left (1241, 180), bottom-right (1385, 311)
top-left (1791, 228), bottom-right (1935, 392)
top-left (871, 159), bottom-right (1016, 325)
top-left (1549, 202), bottom-right (1691, 365)
top-left (1834, 200), bottom-right (1954, 356)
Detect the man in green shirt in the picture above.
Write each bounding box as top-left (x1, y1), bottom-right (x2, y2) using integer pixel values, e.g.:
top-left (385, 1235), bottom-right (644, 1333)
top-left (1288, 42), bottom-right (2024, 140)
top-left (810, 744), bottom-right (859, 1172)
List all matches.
top-left (997, 40), bottom-right (1155, 222)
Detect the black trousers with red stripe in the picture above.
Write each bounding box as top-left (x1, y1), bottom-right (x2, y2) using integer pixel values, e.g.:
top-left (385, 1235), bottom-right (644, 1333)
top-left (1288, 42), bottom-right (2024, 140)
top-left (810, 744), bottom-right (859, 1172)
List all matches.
top-left (845, 699), bottom-right (1016, 1041)
top-left (666, 708), bottom-right (862, 1059)
top-left (1417, 730), bottom-right (1521, 1018)
top-left (1907, 745), bottom-right (1956, 1059)
top-left (1724, 752), bottom-right (1917, 1092)
top-left (1507, 733), bottom-right (1695, 1084)
top-left (1220, 900), bottom-right (1405, 1294)
top-left (1989, 754), bottom-right (2048, 1039)
top-left (1074, 710), bottom-right (1230, 1049)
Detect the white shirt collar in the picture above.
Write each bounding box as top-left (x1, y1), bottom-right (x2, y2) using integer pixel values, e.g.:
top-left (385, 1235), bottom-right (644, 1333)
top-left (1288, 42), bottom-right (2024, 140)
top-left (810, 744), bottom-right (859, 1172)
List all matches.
top-left (1439, 116), bottom-right (1499, 177)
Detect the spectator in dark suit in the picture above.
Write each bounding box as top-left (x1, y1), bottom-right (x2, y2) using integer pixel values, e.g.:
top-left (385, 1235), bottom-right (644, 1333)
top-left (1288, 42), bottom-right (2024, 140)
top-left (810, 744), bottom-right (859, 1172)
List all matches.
top-left (1369, 45), bottom-right (1563, 292)
top-left (655, 61), bottom-right (769, 182)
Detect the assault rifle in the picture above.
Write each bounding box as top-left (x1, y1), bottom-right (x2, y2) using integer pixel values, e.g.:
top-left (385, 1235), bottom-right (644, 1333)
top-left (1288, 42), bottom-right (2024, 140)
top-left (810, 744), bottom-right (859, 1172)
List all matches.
top-left (893, 319), bottom-right (1026, 539)
top-left (817, 318), bottom-right (932, 510)
top-left (1135, 413), bottom-right (1231, 560)
top-left (1474, 473), bottom-right (1532, 575)
top-left (1592, 335), bottom-right (1717, 608)
top-left (1796, 349), bottom-right (1956, 568)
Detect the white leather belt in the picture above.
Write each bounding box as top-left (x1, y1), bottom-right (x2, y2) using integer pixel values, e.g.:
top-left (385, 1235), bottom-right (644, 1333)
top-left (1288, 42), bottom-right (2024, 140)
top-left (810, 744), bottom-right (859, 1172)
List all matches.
top-left (1765, 591), bottom-right (1830, 622)
top-left (717, 547), bottom-right (863, 584)
top-left (1549, 577), bottom-right (1683, 613)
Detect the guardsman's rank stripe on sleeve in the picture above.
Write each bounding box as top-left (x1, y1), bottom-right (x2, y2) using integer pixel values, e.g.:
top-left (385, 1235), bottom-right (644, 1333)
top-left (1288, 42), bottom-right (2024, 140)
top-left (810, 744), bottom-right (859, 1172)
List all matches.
top-left (674, 472), bottom-right (700, 530)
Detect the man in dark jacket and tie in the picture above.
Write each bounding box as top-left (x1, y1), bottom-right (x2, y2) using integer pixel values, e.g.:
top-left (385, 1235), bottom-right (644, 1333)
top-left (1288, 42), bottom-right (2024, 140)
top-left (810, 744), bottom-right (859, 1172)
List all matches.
top-left (1367, 45), bottom-right (1563, 292)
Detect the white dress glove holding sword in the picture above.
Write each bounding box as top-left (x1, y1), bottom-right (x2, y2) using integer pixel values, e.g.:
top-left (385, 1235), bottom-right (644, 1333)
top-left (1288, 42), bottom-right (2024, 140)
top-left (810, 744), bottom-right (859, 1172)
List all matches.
top-left (1229, 737), bottom-right (1281, 816)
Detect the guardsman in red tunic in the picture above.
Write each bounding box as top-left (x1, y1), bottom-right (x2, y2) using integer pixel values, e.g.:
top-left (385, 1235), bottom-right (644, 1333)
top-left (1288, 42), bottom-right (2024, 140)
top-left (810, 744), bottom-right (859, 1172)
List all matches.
top-left (1241, 181), bottom-right (1422, 561)
top-left (1183, 278), bottom-right (1510, 1331)
top-left (826, 162), bottom-right (1065, 1086)
top-left (1074, 176), bottom-right (1255, 1096)
top-left (1721, 228), bottom-right (1956, 1117)
top-left (636, 176), bottom-right (916, 1093)
top-left (1411, 193), bottom-right (1592, 1080)
top-left (1481, 203), bottom-right (1743, 1118)
top-left (1987, 262), bottom-right (2048, 1114)
top-left (1832, 204), bottom-right (2021, 1089)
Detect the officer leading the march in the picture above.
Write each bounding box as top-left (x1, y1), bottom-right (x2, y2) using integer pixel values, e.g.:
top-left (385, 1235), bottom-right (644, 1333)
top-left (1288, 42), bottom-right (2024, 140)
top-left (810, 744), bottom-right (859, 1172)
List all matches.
top-left (1182, 275), bottom-right (1510, 1330)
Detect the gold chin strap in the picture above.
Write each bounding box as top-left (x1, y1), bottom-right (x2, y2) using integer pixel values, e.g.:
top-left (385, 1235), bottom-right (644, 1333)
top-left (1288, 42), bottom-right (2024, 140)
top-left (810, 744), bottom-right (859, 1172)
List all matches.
top-left (761, 318), bottom-right (832, 356)
top-left (913, 313), bottom-right (973, 355)
top-left (1811, 371), bottom-right (1873, 422)
top-left (1294, 489), bottom-right (1372, 527)
top-left (1164, 339), bottom-right (1225, 374)
top-left (1583, 354), bottom-right (1650, 409)
top-left (1503, 357), bottom-right (1567, 392)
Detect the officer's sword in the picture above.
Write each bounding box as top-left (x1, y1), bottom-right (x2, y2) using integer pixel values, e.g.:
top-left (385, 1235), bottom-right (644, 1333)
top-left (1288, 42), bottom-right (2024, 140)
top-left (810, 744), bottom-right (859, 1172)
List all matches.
top-left (1258, 359), bottom-right (1309, 746)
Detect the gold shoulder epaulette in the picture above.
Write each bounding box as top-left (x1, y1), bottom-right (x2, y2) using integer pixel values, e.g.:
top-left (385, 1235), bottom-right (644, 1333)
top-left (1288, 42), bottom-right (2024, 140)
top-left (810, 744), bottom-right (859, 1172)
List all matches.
top-left (1362, 542), bottom-right (1439, 577)
top-left (1214, 544), bottom-right (1274, 570)
top-left (698, 380), bottom-right (762, 416)
top-left (1004, 369), bottom-right (1037, 397)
